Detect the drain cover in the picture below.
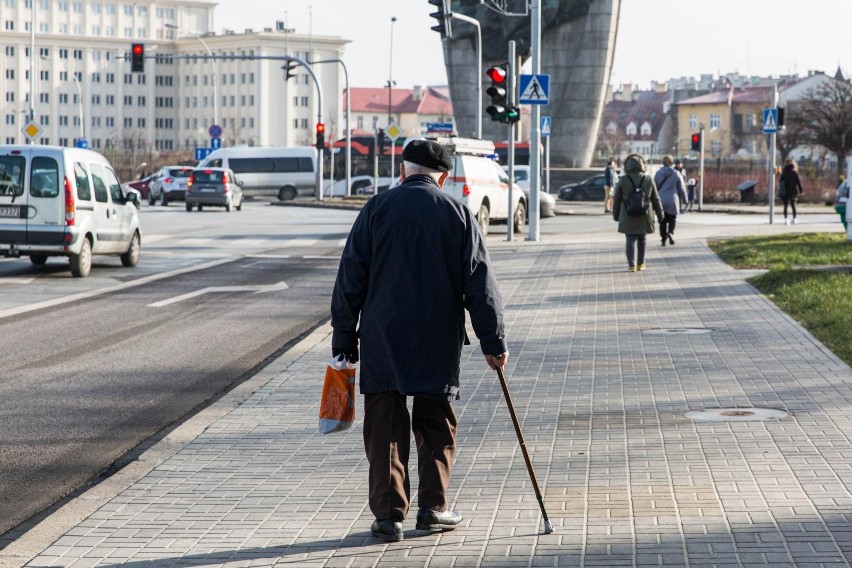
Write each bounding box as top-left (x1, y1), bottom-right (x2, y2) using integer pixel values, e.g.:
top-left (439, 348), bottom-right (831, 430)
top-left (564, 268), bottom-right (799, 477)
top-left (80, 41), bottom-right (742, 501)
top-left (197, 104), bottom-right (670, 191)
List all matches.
top-left (685, 408), bottom-right (788, 422)
top-left (644, 328), bottom-right (712, 335)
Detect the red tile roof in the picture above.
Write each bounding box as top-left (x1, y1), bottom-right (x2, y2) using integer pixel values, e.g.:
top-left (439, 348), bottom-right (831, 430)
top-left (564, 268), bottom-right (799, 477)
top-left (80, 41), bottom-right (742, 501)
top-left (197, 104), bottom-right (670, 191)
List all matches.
top-left (347, 87), bottom-right (453, 115)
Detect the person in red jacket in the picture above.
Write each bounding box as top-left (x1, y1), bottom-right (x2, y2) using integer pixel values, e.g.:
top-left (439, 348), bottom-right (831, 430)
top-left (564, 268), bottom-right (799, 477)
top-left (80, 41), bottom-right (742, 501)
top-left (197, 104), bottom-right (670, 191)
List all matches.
top-left (779, 159), bottom-right (804, 225)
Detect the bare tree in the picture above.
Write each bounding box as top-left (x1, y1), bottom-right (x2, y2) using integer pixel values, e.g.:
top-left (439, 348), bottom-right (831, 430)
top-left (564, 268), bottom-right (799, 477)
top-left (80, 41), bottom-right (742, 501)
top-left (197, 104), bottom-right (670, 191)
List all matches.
top-left (776, 100), bottom-right (809, 162)
top-left (794, 79), bottom-right (852, 178)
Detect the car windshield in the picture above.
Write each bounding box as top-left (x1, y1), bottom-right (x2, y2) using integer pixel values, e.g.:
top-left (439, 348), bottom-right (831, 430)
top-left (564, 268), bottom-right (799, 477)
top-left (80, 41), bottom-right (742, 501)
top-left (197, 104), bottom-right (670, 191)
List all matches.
top-left (169, 168), bottom-right (193, 178)
top-left (515, 170), bottom-right (529, 181)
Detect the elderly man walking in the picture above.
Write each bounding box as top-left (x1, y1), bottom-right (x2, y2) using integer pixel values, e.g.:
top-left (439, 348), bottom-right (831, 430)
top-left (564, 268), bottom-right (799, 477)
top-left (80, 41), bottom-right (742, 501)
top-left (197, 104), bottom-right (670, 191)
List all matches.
top-left (654, 155), bottom-right (688, 246)
top-left (331, 140), bottom-right (509, 542)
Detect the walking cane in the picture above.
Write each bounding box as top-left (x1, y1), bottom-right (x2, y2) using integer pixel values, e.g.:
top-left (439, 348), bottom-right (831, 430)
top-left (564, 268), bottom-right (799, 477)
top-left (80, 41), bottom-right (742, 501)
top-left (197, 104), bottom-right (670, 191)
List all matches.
top-left (496, 367), bottom-right (554, 534)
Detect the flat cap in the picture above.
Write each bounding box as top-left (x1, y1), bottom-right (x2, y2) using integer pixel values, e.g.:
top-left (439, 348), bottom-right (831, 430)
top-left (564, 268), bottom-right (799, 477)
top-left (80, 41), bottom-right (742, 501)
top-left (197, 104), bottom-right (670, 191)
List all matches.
top-left (402, 140), bottom-right (453, 172)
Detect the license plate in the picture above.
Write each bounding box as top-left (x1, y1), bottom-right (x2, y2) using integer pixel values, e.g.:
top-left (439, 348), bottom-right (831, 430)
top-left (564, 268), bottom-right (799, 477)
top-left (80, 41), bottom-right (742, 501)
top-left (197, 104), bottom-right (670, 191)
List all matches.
top-left (0, 205), bottom-right (18, 218)
top-left (180, 184), bottom-right (187, 189)
top-left (200, 187), bottom-right (215, 193)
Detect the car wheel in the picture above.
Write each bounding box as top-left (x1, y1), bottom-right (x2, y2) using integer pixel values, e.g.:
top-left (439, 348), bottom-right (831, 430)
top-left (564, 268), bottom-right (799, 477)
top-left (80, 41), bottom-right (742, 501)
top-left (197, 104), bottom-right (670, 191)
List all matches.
top-left (161, 192), bottom-right (169, 206)
top-left (477, 203), bottom-right (490, 236)
top-left (148, 191), bottom-right (155, 206)
top-left (513, 201), bottom-right (526, 234)
top-left (185, 202), bottom-right (193, 212)
top-left (29, 253), bottom-right (48, 265)
top-left (69, 237), bottom-right (92, 278)
top-left (120, 231), bottom-right (141, 267)
top-left (236, 196), bottom-right (242, 211)
top-left (278, 186), bottom-right (297, 201)
top-left (198, 205), bottom-right (204, 212)
top-left (573, 190), bottom-right (588, 201)
top-left (225, 199), bottom-right (232, 212)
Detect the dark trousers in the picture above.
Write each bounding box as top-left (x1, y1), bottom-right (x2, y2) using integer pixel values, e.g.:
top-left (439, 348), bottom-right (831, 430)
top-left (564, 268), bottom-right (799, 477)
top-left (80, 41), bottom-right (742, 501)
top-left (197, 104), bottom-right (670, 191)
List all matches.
top-left (783, 198), bottom-right (798, 219)
top-left (363, 392), bottom-right (457, 522)
top-left (625, 234), bottom-right (646, 266)
top-left (660, 213), bottom-right (677, 240)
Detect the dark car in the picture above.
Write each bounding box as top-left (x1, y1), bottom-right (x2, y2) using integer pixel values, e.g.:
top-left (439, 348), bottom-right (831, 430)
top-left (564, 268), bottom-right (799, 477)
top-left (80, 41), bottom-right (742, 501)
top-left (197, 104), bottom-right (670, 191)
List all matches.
top-left (185, 167), bottom-right (243, 212)
top-left (122, 174), bottom-right (154, 200)
top-left (557, 174), bottom-right (607, 201)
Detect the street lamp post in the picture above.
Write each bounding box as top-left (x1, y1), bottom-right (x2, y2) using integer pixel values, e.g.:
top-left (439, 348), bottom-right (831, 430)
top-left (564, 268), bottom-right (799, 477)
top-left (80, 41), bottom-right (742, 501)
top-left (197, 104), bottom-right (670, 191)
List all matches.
top-left (388, 16), bottom-right (396, 126)
top-left (166, 24), bottom-right (219, 129)
top-left (71, 71), bottom-right (84, 143)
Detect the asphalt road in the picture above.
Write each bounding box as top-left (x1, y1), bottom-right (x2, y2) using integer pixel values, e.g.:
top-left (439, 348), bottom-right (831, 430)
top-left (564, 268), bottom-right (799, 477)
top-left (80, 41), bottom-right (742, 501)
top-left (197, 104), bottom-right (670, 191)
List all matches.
top-left (0, 202), bottom-right (351, 537)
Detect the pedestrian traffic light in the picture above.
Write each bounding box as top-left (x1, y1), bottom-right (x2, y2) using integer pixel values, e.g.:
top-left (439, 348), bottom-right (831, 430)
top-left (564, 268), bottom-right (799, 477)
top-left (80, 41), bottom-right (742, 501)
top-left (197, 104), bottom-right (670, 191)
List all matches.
top-left (428, 0), bottom-right (452, 39)
top-left (486, 65), bottom-right (508, 123)
top-left (283, 61), bottom-right (297, 82)
top-left (316, 123), bottom-right (325, 151)
top-left (505, 105), bottom-right (521, 124)
top-left (130, 43), bottom-right (145, 73)
top-left (690, 132), bottom-right (701, 152)
top-left (777, 106), bottom-right (785, 128)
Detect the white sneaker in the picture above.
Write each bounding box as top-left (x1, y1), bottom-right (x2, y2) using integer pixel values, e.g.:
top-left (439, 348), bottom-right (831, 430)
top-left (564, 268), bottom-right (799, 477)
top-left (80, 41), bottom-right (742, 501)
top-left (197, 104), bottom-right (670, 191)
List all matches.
top-left (792, 218), bottom-right (798, 225)
top-left (784, 218), bottom-right (790, 225)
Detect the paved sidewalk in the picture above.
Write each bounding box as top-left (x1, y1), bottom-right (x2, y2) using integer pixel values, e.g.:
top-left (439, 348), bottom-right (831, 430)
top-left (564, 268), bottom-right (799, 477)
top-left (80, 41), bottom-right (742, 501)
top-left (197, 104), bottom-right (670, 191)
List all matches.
top-left (10, 221), bottom-right (852, 567)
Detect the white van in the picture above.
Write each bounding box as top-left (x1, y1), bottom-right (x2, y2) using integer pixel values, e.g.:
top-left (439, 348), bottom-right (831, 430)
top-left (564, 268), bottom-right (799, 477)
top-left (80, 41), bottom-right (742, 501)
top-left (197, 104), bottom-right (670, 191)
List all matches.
top-left (198, 146), bottom-right (316, 201)
top-left (436, 137), bottom-right (525, 235)
top-left (0, 145), bottom-right (141, 277)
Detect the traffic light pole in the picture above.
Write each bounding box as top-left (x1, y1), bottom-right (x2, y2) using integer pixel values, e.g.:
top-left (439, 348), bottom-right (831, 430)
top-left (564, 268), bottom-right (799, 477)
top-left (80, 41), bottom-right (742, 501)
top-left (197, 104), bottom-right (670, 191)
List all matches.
top-left (698, 125), bottom-right (705, 212)
top-left (282, 56), bottom-right (324, 200)
top-left (450, 13), bottom-right (481, 138)
top-left (527, 0), bottom-right (541, 242)
top-left (507, 40), bottom-right (516, 242)
top-left (768, 84), bottom-right (778, 224)
top-left (312, 58), bottom-right (352, 197)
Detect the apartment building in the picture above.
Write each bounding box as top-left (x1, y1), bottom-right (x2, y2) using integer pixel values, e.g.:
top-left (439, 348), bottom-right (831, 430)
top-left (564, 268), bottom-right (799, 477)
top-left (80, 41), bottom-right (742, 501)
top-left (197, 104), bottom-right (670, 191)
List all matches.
top-left (0, 0), bottom-right (347, 152)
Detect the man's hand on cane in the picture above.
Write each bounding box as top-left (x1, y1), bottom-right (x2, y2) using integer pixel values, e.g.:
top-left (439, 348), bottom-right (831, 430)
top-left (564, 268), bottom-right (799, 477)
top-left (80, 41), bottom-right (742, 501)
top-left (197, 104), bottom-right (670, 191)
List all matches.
top-left (485, 352), bottom-right (509, 371)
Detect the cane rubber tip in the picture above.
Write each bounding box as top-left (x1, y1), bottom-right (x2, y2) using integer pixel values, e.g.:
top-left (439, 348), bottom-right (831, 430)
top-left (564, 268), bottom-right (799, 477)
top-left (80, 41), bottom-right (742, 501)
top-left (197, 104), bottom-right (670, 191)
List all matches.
top-left (543, 520), bottom-right (554, 534)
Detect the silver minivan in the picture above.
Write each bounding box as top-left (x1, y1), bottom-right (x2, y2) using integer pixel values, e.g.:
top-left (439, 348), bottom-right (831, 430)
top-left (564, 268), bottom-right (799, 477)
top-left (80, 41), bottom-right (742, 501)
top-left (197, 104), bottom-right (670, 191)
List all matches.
top-left (198, 146), bottom-right (316, 201)
top-left (0, 145), bottom-right (141, 277)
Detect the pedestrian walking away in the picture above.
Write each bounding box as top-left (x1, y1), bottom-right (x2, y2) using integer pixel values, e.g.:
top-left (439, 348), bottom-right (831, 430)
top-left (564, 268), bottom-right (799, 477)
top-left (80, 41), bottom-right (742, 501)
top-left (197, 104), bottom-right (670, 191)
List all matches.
top-left (673, 159), bottom-right (687, 212)
top-left (613, 153), bottom-right (663, 272)
top-left (330, 139), bottom-right (509, 543)
top-left (603, 159), bottom-right (617, 213)
top-left (779, 159), bottom-right (804, 224)
top-left (835, 176), bottom-right (848, 230)
top-left (687, 177), bottom-right (697, 211)
top-left (654, 155), bottom-right (688, 246)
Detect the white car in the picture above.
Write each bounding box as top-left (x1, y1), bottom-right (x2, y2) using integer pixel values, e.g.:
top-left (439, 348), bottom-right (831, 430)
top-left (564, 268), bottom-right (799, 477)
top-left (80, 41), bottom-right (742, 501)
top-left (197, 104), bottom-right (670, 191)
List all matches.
top-left (502, 165), bottom-right (556, 218)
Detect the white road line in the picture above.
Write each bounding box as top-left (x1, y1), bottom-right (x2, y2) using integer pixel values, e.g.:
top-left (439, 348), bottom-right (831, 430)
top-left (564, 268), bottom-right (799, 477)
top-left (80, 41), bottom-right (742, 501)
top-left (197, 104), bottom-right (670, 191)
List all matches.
top-left (0, 276), bottom-right (38, 285)
top-left (0, 257), bottom-right (235, 320)
top-left (148, 281), bottom-right (289, 308)
top-left (303, 255), bottom-right (340, 260)
top-left (142, 233), bottom-right (171, 244)
top-left (337, 238), bottom-right (348, 247)
top-left (279, 238), bottom-right (317, 247)
top-left (176, 238), bottom-right (214, 247)
top-left (246, 254), bottom-right (292, 259)
top-left (235, 238), bottom-right (267, 247)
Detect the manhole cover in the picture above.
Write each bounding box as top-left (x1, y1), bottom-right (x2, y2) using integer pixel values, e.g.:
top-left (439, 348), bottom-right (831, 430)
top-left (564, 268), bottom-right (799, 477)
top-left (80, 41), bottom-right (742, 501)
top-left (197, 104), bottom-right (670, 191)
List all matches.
top-left (685, 408), bottom-right (788, 422)
top-left (644, 328), bottom-right (712, 335)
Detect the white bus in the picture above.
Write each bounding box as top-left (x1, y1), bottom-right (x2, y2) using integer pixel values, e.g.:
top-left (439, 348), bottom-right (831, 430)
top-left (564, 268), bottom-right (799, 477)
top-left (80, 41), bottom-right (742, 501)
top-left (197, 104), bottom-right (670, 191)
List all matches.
top-left (198, 146), bottom-right (316, 201)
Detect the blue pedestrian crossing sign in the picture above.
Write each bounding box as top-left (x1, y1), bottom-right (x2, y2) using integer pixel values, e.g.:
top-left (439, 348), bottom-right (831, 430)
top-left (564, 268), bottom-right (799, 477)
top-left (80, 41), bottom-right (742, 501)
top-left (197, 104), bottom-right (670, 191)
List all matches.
top-left (763, 108), bottom-right (778, 134)
top-left (519, 74), bottom-right (550, 105)
top-left (541, 116), bottom-right (551, 137)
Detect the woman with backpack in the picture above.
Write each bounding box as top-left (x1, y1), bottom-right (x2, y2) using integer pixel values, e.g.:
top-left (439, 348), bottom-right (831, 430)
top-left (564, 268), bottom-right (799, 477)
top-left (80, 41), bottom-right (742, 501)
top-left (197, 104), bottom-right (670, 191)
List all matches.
top-left (613, 154), bottom-right (664, 273)
top-left (779, 159), bottom-right (804, 225)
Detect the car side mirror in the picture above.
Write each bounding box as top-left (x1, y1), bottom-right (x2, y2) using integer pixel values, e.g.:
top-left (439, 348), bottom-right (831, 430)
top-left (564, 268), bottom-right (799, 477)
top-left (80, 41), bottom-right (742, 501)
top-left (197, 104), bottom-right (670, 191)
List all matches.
top-left (237, 180), bottom-right (244, 187)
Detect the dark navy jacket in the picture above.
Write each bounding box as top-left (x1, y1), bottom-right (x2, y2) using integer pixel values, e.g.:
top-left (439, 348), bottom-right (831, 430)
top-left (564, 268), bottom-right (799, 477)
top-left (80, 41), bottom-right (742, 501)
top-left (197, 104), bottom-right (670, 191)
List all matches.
top-left (331, 174), bottom-right (507, 401)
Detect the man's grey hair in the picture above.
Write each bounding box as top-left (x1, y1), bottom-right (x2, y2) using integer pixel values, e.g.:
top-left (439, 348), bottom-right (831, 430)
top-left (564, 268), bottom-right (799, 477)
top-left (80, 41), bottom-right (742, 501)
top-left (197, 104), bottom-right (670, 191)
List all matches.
top-left (403, 161), bottom-right (445, 182)
top-left (662, 155), bottom-right (674, 166)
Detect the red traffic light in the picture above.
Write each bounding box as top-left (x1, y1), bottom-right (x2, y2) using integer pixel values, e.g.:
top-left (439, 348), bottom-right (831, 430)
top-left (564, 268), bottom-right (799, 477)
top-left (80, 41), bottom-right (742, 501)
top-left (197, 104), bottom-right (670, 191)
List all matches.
top-left (132, 44), bottom-right (144, 56)
top-left (316, 123), bottom-right (326, 134)
top-left (486, 66), bottom-right (507, 84)
top-left (691, 133), bottom-right (700, 144)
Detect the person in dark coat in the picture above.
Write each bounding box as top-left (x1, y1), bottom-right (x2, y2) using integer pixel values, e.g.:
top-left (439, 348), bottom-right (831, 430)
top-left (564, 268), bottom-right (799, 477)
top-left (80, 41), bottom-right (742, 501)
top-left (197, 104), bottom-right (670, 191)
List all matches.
top-left (654, 155), bottom-right (688, 246)
top-left (331, 139), bottom-right (509, 542)
top-left (613, 153), bottom-right (663, 272)
top-left (779, 159), bottom-right (804, 224)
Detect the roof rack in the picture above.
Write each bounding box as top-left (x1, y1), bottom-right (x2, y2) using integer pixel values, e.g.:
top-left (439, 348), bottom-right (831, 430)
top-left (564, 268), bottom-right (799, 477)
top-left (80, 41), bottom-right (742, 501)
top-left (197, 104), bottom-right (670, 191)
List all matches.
top-left (436, 137), bottom-right (496, 157)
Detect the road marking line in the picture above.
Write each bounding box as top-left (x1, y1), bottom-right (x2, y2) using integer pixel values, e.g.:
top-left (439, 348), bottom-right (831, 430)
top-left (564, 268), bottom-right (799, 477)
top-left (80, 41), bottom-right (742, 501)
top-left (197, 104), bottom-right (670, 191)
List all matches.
top-left (0, 257), bottom-right (235, 320)
top-left (279, 238), bottom-right (317, 247)
top-left (337, 238), bottom-right (348, 247)
top-left (303, 255), bottom-right (340, 260)
top-left (148, 281), bottom-right (289, 308)
top-left (176, 238), bottom-right (214, 246)
top-left (246, 254), bottom-right (292, 259)
top-left (0, 276), bottom-right (38, 284)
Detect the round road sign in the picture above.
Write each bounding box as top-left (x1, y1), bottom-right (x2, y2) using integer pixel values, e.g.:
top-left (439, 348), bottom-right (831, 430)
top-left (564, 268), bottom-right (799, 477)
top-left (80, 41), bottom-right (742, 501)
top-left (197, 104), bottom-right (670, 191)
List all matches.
top-left (209, 124), bottom-right (223, 139)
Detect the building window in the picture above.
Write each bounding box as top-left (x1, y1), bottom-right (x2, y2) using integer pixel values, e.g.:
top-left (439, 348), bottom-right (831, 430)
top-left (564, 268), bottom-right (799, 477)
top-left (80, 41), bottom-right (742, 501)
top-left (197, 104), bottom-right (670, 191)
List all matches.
top-left (5, 70), bottom-right (13, 79)
top-left (39, 47), bottom-right (49, 57)
top-left (357, 116), bottom-right (364, 129)
top-left (710, 114), bottom-right (721, 129)
top-left (59, 116), bottom-right (68, 126)
top-left (73, 49), bottom-right (83, 60)
top-left (745, 113), bottom-right (755, 129)
top-left (6, 46), bottom-right (14, 56)
top-left (625, 122), bottom-right (637, 136)
top-left (137, 118), bottom-right (146, 128)
top-left (5, 114), bottom-right (14, 125)
top-left (688, 114), bottom-right (697, 130)
top-left (710, 140), bottom-right (721, 156)
top-left (301, 118), bottom-right (308, 129)
top-left (5, 21), bottom-right (14, 31)
top-left (293, 96), bottom-right (298, 107)
top-left (39, 93), bottom-right (49, 103)
top-left (59, 93), bottom-right (68, 103)
top-left (300, 96), bottom-right (308, 106)
top-left (640, 122), bottom-right (651, 136)
top-left (39, 115), bottom-right (49, 126)
top-left (293, 119), bottom-right (298, 129)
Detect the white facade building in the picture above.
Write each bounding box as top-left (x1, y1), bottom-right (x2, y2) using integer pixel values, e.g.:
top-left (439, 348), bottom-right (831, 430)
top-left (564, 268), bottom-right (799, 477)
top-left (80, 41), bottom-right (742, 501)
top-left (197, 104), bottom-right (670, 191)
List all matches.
top-left (0, 0), bottom-right (347, 153)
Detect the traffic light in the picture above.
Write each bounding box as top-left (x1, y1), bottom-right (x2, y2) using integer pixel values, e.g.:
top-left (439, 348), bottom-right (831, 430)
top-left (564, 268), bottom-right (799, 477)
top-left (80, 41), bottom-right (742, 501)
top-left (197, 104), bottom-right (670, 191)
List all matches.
top-left (428, 0), bottom-right (452, 39)
top-left (130, 43), bottom-right (145, 73)
top-left (505, 105), bottom-right (520, 124)
top-left (486, 65), bottom-right (508, 123)
top-left (283, 61), bottom-right (297, 82)
top-left (777, 106), bottom-right (785, 128)
top-left (690, 132), bottom-right (701, 152)
top-left (315, 123), bottom-right (325, 151)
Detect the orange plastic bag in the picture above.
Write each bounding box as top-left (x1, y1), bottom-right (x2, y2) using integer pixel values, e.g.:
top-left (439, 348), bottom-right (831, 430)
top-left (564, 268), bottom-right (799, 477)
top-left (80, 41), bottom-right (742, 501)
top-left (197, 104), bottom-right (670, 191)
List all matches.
top-left (319, 356), bottom-right (356, 434)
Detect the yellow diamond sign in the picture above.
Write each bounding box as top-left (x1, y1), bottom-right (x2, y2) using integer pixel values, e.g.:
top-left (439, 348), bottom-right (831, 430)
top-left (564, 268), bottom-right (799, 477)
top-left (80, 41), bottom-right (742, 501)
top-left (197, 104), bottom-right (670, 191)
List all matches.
top-left (386, 122), bottom-right (402, 141)
top-left (22, 121), bottom-right (41, 141)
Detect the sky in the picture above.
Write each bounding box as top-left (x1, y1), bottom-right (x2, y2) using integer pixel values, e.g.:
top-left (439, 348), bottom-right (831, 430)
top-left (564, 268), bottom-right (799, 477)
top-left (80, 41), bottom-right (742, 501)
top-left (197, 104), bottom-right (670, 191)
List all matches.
top-left (213, 0), bottom-right (850, 89)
